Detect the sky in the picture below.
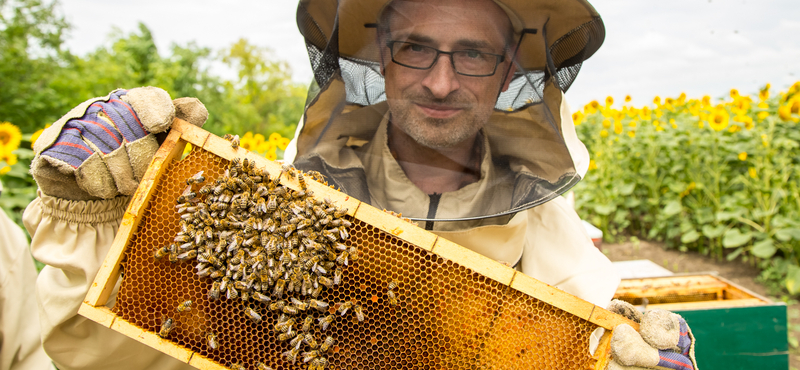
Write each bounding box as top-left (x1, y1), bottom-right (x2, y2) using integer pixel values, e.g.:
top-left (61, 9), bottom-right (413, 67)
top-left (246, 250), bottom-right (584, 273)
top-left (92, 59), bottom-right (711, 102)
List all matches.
top-left (60, 0), bottom-right (800, 109)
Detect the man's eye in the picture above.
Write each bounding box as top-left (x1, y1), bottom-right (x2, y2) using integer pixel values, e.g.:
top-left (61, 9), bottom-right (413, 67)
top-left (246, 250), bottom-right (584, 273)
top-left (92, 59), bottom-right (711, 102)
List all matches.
top-left (409, 44), bottom-right (425, 52)
top-left (464, 50), bottom-right (482, 59)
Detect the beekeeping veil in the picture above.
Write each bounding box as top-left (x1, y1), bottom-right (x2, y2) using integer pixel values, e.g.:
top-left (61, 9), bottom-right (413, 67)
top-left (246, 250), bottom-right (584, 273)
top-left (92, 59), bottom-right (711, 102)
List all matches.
top-left (291, 0), bottom-right (604, 223)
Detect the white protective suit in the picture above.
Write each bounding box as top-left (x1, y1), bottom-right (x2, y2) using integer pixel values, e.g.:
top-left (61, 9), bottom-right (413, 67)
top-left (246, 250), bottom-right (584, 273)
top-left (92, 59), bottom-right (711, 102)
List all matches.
top-left (0, 204), bottom-right (53, 370)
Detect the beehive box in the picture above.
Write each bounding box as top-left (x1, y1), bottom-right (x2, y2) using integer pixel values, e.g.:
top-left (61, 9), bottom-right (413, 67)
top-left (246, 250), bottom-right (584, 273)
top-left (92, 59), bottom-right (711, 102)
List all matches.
top-left (614, 274), bottom-right (788, 369)
top-left (79, 119), bottom-right (636, 370)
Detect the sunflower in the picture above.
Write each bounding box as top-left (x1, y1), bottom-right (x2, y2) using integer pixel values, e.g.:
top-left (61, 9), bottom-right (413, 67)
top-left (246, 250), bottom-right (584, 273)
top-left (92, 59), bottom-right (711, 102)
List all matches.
top-left (278, 137), bottom-right (291, 151)
top-left (600, 129), bottom-right (609, 138)
top-left (757, 111), bottom-right (769, 122)
top-left (588, 159), bottom-right (597, 171)
top-left (653, 96), bottom-right (661, 106)
top-left (30, 125), bottom-right (49, 148)
top-left (572, 111), bottom-right (584, 126)
top-left (0, 122), bottom-right (22, 153)
top-left (627, 130), bottom-right (636, 139)
top-left (269, 132), bottom-right (283, 143)
top-left (738, 152), bottom-right (747, 161)
top-left (625, 95), bottom-right (632, 103)
top-left (708, 108), bottom-right (729, 131)
top-left (614, 121), bottom-right (623, 135)
top-left (759, 87), bottom-right (770, 101)
top-left (730, 89), bottom-right (740, 99)
top-left (602, 119), bottom-right (611, 128)
top-left (605, 96), bottom-right (614, 107)
top-left (701, 95), bottom-right (711, 107)
top-left (749, 168), bottom-right (757, 179)
top-left (265, 151), bottom-right (278, 161)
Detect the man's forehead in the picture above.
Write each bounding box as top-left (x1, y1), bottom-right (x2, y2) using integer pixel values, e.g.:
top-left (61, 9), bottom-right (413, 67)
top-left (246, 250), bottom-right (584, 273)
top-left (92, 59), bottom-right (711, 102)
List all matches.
top-left (384, 0), bottom-right (511, 46)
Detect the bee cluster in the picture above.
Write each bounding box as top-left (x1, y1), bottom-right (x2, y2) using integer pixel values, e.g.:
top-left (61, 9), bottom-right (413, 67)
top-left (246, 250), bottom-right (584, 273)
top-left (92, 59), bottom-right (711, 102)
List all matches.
top-left (155, 157), bottom-right (360, 370)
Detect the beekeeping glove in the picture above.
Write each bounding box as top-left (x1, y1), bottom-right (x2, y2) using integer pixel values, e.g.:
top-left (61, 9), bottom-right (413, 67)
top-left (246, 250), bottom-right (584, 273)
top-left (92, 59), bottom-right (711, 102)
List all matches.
top-left (606, 299), bottom-right (697, 370)
top-left (31, 87), bottom-right (208, 201)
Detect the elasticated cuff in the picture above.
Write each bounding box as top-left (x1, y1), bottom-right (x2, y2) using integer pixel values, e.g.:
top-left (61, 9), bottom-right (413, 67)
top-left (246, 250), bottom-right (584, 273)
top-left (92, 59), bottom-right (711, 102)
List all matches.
top-left (37, 191), bottom-right (130, 224)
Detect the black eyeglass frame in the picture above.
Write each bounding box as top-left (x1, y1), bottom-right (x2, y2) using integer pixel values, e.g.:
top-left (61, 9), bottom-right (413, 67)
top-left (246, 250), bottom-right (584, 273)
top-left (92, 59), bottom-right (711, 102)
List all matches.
top-left (386, 41), bottom-right (506, 77)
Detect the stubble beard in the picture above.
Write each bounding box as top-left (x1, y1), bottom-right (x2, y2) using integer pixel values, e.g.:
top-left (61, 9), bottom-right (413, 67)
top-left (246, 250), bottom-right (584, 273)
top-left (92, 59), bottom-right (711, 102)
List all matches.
top-left (388, 95), bottom-right (492, 150)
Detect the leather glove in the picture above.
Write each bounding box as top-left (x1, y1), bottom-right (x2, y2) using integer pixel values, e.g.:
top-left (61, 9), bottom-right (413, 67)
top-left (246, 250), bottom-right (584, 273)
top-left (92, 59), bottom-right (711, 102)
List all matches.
top-left (31, 87), bottom-right (208, 200)
top-left (606, 299), bottom-right (698, 370)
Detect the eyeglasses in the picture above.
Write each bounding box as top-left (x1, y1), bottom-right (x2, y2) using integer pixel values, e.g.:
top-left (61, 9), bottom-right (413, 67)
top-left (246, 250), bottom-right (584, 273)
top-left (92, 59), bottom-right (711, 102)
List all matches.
top-left (387, 41), bottom-right (505, 77)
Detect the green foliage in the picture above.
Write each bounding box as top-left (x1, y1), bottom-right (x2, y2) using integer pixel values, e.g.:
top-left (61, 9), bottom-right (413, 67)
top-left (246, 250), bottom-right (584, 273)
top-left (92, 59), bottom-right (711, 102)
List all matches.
top-left (0, 0), bottom-right (70, 132)
top-left (0, 1), bottom-right (309, 232)
top-left (573, 85), bottom-right (800, 295)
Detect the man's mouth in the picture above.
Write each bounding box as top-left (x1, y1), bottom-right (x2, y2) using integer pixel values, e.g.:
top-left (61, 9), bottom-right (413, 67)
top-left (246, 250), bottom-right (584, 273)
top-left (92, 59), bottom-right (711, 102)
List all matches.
top-left (416, 103), bottom-right (463, 119)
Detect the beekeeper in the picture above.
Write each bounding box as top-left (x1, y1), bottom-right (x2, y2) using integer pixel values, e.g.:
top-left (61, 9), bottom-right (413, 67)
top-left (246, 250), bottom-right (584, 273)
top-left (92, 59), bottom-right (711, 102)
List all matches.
top-left (24, 0), bottom-right (696, 369)
top-left (0, 182), bottom-right (54, 370)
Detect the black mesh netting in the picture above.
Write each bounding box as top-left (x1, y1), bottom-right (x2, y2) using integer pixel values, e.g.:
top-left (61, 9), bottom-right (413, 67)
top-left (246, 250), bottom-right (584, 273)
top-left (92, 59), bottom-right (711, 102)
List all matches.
top-left (298, 1), bottom-right (604, 112)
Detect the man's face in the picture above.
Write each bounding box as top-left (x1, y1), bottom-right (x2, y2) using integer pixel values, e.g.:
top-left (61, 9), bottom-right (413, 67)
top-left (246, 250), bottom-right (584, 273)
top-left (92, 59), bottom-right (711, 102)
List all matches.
top-left (381, 0), bottom-right (514, 150)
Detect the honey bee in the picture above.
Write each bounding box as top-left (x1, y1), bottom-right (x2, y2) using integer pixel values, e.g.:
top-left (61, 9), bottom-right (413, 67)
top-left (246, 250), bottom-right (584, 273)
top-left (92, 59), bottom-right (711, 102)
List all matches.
top-left (224, 134), bottom-right (240, 149)
top-left (333, 267), bottom-right (343, 285)
top-left (227, 285), bottom-right (239, 300)
top-left (318, 315), bottom-right (335, 331)
top-left (310, 357), bottom-right (329, 370)
top-left (186, 170), bottom-right (205, 185)
top-left (318, 275), bottom-right (334, 289)
top-left (228, 363), bottom-right (246, 370)
top-left (387, 280), bottom-right (398, 290)
top-left (177, 185), bottom-right (197, 203)
top-left (297, 173), bottom-right (307, 190)
top-left (387, 290), bottom-right (398, 306)
top-left (240, 291), bottom-right (250, 302)
top-left (307, 170), bottom-right (325, 183)
top-left (302, 350), bottom-right (320, 363)
top-left (280, 163), bottom-right (296, 180)
top-left (282, 305), bottom-right (299, 315)
top-left (177, 250), bottom-right (197, 261)
top-left (176, 300), bottom-right (193, 313)
top-left (244, 307), bottom-right (262, 323)
top-left (338, 225), bottom-right (350, 240)
top-left (266, 195), bottom-right (278, 212)
top-left (290, 333), bottom-right (304, 348)
top-left (273, 278), bottom-right (286, 298)
top-left (290, 297), bottom-right (309, 311)
top-left (158, 317), bottom-right (174, 338)
top-left (252, 291), bottom-right (271, 303)
top-left (335, 251), bottom-right (349, 266)
top-left (353, 304), bottom-right (365, 322)
top-left (283, 347), bottom-right (300, 364)
top-left (269, 299), bottom-right (287, 312)
top-left (255, 362), bottom-right (273, 370)
top-left (206, 332), bottom-right (219, 350)
top-left (278, 331), bottom-right (297, 342)
top-left (304, 333), bottom-right (319, 349)
top-left (301, 315), bottom-right (314, 332)
top-left (319, 336), bottom-right (334, 353)
top-left (209, 281), bottom-right (221, 301)
top-left (337, 301), bottom-right (353, 316)
top-left (154, 245), bottom-right (170, 259)
top-left (198, 183), bottom-right (213, 196)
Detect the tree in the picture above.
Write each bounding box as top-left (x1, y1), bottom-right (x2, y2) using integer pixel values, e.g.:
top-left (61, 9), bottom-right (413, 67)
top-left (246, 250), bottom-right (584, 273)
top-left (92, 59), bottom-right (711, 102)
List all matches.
top-left (218, 39), bottom-right (307, 138)
top-left (0, 0), bottom-right (70, 132)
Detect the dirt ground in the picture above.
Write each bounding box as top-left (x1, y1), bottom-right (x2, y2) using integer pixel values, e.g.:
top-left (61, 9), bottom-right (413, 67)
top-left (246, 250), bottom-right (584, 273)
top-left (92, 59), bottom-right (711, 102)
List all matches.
top-left (601, 240), bottom-right (799, 369)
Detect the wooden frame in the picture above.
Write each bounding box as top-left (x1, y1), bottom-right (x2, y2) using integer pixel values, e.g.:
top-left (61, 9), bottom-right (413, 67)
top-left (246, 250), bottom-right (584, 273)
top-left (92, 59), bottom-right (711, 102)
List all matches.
top-left (614, 274), bottom-right (773, 311)
top-left (80, 119), bottom-right (638, 369)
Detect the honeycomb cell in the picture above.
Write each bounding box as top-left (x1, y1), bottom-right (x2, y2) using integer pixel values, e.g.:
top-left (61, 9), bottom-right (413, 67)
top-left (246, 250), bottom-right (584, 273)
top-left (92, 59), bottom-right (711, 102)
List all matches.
top-left (111, 146), bottom-right (604, 370)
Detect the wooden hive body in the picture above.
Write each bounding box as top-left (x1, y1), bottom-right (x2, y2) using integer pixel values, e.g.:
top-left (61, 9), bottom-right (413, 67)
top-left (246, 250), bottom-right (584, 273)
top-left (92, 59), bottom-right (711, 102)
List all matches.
top-left (80, 119), bottom-right (636, 370)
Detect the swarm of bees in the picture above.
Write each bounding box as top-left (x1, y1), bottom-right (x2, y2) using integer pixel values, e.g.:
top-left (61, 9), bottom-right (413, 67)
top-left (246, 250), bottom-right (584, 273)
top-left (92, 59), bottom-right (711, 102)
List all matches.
top-left (156, 157), bottom-right (362, 370)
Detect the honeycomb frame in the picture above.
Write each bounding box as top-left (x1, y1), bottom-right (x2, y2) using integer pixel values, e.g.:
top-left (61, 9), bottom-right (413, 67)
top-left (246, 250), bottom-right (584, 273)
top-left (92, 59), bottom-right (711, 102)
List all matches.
top-left (79, 119), bottom-right (637, 370)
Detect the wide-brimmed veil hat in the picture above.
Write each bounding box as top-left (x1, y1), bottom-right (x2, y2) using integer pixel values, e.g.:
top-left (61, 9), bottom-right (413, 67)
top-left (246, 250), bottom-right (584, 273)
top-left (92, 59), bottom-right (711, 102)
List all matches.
top-left (291, 0), bottom-right (604, 222)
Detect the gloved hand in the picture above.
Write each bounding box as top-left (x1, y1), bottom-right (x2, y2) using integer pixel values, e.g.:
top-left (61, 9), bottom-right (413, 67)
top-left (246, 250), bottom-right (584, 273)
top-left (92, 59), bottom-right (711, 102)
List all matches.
top-left (606, 299), bottom-right (697, 370)
top-left (31, 87), bottom-right (208, 200)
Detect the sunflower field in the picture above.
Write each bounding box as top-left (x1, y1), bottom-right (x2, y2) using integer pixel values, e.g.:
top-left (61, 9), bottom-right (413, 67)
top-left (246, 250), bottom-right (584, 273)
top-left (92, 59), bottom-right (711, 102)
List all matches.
top-left (573, 82), bottom-right (800, 294)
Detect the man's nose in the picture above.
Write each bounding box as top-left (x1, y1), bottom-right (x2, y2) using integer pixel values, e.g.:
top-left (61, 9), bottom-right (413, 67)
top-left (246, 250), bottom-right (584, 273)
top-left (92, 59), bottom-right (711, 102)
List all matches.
top-left (420, 54), bottom-right (460, 99)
